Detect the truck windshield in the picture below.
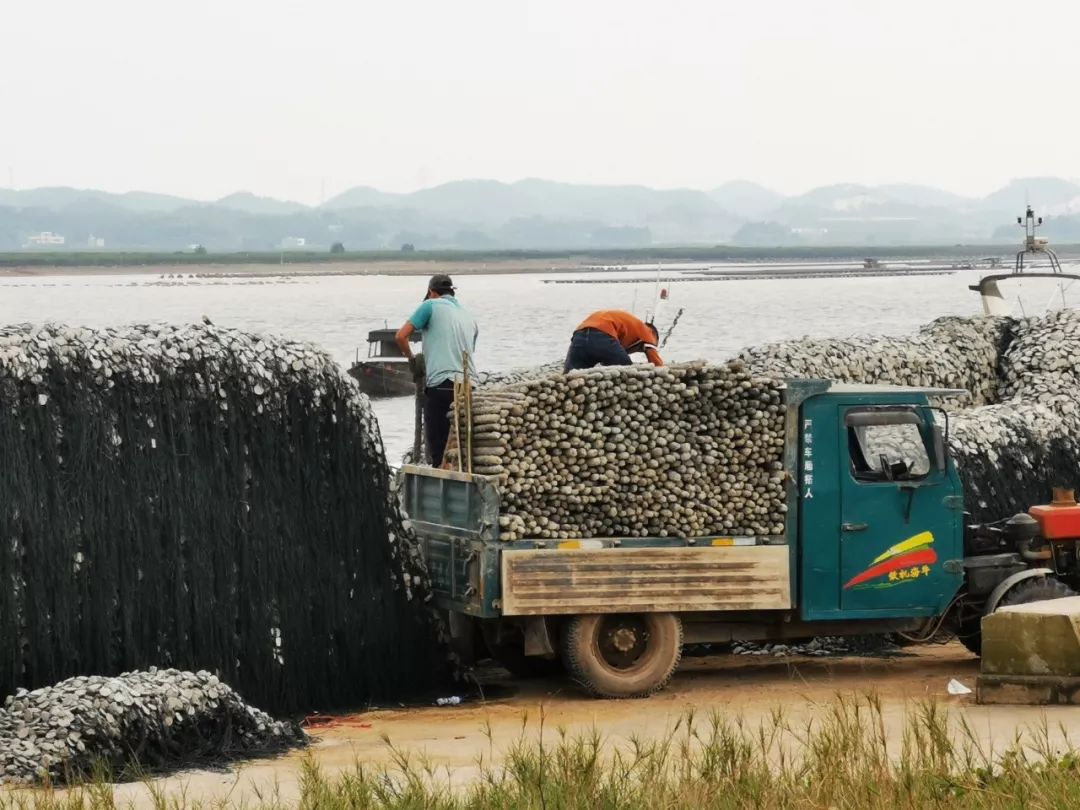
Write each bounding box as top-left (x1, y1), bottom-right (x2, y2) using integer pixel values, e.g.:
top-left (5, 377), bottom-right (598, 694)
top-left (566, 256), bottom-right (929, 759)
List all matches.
top-left (845, 409), bottom-right (931, 482)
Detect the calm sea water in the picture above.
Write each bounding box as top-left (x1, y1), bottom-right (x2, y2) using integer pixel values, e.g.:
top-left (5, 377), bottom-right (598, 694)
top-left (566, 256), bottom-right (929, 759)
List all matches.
top-left (0, 268), bottom-right (1003, 460)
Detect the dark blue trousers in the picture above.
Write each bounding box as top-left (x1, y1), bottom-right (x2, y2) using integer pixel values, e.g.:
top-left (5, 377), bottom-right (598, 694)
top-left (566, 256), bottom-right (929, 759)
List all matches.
top-left (424, 380), bottom-right (454, 466)
top-left (563, 328), bottom-right (632, 372)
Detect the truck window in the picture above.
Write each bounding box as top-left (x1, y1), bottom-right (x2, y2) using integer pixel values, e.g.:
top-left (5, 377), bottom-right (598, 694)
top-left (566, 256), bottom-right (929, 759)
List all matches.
top-left (845, 408), bottom-right (931, 483)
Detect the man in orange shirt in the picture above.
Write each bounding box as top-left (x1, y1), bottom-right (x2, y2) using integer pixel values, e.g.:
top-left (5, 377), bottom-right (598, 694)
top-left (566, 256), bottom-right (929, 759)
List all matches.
top-left (563, 310), bottom-right (664, 372)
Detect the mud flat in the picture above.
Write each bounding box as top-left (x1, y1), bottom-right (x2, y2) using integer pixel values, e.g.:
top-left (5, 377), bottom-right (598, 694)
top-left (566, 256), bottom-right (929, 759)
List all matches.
top-left (0, 258), bottom-right (605, 278)
top-left (68, 641), bottom-right (1080, 809)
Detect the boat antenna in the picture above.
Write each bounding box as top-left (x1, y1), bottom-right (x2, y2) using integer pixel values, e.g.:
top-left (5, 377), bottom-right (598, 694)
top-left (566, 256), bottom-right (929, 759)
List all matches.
top-left (647, 261), bottom-right (663, 324)
top-left (1015, 205), bottom-right (1062, 274)
top-left (655, 261), bottom-right (663, 313)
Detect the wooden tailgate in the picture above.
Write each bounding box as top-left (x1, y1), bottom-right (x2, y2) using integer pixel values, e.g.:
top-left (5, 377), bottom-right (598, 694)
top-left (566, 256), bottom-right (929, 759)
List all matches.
top-left (500, 546), bottom-right (790, 616)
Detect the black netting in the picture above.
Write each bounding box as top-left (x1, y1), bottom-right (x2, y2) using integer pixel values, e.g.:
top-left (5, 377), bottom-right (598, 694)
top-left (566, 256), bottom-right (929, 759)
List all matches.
top-left (741, 310), bottom-right (1080, 524)
top-left (0, 323), bottom-right (448, 714)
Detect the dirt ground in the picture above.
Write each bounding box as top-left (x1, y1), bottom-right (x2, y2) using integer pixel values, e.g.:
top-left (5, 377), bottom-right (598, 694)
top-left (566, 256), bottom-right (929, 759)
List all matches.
top-left (79, 642), bottom-right (1080, 807)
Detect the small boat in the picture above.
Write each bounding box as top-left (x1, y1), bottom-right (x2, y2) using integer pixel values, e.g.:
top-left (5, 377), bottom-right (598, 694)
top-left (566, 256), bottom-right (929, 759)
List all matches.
top-left (347, 328), bottom-right (420, 398)
top-left (970, 206), bottom-right (1080, 316)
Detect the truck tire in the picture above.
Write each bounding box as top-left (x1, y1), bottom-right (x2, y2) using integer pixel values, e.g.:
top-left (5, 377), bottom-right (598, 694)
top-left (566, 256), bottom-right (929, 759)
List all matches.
top-left (960, 577), bottom-right (1076, 657)
top-left (562, 612), bottom-right (682, 698)
top-left (956, 618), bottom-right (983, 656)
top-left (480, 622), bottom-right (562, 679)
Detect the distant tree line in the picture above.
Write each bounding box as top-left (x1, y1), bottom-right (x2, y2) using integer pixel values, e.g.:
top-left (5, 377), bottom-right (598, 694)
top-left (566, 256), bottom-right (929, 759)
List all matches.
top-left (0, 203), bottom-right (656, 253)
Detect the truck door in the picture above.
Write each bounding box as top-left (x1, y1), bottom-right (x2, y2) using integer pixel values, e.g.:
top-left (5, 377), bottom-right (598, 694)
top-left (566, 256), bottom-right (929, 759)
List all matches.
top-left (838, 405), bottom-right (960, 615)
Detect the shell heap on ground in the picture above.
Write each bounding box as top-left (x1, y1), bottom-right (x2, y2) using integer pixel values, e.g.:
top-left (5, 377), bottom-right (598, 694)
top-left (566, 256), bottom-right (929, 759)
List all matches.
top-left (0, 669), bottom-right (305, 785)
top-left (450, 311), bottom-right (1080, 538)
top-left (0, 322), bottom-right (447, 718)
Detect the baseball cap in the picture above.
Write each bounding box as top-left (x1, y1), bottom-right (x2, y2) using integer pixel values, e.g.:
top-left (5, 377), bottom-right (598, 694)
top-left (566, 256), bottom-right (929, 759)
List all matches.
top-left (425, 273), bottom-right (455, 299)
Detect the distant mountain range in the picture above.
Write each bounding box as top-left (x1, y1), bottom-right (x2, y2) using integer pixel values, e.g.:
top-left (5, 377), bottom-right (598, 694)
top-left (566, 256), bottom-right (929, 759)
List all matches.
top-left (3, 176), bottom-right (1080, 252)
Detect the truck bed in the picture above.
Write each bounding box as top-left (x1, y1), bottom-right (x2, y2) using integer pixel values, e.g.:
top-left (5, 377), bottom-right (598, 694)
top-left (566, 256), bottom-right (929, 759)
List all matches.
top-left (401, 465), bottom-right (792, 618)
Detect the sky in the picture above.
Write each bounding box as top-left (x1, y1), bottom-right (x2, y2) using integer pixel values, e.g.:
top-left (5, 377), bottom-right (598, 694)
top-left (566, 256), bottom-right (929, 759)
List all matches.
top-left (3, 0), bottom-right (1079, 205)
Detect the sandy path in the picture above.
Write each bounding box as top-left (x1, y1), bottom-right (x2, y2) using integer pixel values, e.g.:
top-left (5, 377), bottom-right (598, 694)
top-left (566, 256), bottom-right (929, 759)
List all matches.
top-left (75, 643), bottom-right (1080, 807)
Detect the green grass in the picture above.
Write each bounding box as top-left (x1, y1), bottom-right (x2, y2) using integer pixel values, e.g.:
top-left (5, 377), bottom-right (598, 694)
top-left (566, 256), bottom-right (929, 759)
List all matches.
top-left (6, 696), bottom-right (1080, 808)
top-left (0, 243), bottom-right (1072, 269)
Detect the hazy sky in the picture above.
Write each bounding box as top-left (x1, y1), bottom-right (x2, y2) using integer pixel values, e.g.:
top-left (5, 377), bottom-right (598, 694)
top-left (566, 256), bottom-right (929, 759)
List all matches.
top-left (4, 0), bottom-right (1078, 204)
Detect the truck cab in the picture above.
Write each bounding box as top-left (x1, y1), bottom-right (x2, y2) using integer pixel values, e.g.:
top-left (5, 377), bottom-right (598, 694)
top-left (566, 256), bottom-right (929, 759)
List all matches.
top-left (798, 383), bottom-right (963, 620)
top-left (401, 380), bottom-right (1015, 697)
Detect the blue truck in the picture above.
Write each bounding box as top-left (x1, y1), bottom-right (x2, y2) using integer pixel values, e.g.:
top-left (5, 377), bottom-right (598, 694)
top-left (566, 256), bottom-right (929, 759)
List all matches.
top-left (401, 379), bottom-right (1076, 698)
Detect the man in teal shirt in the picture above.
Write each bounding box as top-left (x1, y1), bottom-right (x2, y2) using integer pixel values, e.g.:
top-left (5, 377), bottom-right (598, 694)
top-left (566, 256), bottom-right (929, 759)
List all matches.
top-left (395, 274), bottom-right (478, 466)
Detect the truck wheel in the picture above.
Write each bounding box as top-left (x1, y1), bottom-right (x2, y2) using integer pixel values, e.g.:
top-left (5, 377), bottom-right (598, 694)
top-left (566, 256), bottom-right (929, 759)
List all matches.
top-left (961, 577), bottom-right (1076, 657)
top-left (562, 613), bottom-right (682, 698)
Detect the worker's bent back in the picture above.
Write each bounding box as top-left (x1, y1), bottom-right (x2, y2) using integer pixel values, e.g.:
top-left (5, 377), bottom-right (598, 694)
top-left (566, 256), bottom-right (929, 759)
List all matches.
top-left (410, 296), bottom-right (478, 386)
top-left (570, 310), bottom-right (663, 368)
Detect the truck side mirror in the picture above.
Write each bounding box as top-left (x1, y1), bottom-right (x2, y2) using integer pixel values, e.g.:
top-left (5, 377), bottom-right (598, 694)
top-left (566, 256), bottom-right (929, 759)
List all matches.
top-left (932, 424), bottom-right (947, 471)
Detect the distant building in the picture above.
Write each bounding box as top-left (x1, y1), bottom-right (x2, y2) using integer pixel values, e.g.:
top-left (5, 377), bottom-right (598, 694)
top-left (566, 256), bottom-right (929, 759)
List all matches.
top-left (23, 231), bottom-right (66, 248)
top-left (87, 235), bottom-right (106, 248)
top-left (281, 236), bottom-right (307, 249)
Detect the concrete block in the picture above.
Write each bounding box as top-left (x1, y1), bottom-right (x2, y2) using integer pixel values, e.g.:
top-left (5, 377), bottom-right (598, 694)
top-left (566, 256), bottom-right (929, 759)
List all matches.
top-left (977, 674), bottom-right (1080, 705)
top-left (977, 596), bottom-right (1080, 705)
top-left (981, 596), bottom-right (1080, 677)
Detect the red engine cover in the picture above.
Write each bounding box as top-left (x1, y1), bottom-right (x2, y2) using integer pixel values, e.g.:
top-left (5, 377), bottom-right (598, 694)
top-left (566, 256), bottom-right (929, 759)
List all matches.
top-left (1029, 503), bottom-right (1080, 540)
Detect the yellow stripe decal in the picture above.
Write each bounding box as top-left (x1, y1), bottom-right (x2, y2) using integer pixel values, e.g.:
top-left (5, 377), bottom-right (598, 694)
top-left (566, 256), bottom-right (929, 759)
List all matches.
top-left (871, 531), bottom-right (934, 565)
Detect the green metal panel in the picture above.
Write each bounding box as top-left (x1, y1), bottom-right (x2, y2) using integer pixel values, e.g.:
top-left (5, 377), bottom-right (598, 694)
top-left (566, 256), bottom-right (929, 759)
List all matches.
top-left (797, 390), bottom-right (964, 620)
top-left (400, 466), bottom-right (503, 617)
top-left (423, 536), bottom-right (491, 616)
top-left (797, 394), bottom-right (843, 616)
top-left (836, 403), bottom-right (961, 614)
top-left (400, 465), bottom-right (501, 543)
top-left (782, 380), bottom-right (831, 612)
